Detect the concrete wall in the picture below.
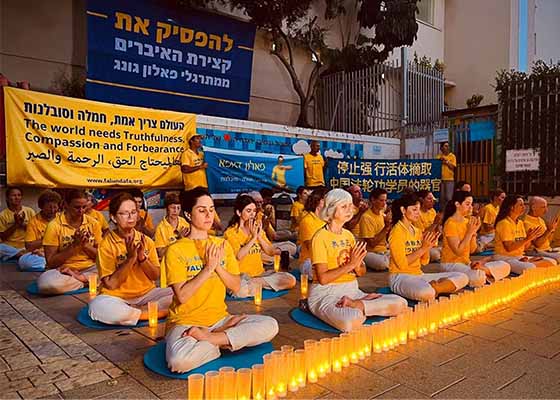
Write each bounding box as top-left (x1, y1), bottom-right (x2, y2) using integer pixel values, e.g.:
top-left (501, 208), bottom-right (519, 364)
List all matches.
top-left (534, 0), bottom-right (560, 64)
top-left (444, 0), bottom-right (513, 109)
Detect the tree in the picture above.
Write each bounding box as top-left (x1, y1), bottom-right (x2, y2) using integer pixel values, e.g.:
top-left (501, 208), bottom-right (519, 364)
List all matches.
top-left (176, 0), bottom-right (420, 127)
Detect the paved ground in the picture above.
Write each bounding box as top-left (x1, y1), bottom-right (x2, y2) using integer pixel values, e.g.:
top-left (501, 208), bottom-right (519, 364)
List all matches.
top-left (1, 261), bottom-right (560, 399)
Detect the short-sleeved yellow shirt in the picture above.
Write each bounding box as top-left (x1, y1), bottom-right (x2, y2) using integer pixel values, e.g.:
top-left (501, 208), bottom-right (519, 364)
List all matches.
top-left (0, 206), bottom-right (36, 248)
top-left (97, 230), bottom-right (158, 299)
top-left (154, 217), bottom-right (190, 250)
top-left (523, 214), bottom-right (549, 251)
top-left (138, 210), bottom-right (155, 232)
top-left (358, 209), bottom-right (387, 253)
top-left (25, 213), bottom-right (50, 244)
top-left (479, 204), bottom-right (499, 235)
top-left (181, 148), bottom-right (208, 190)
top-left (224, 225), bottom-right (270, 277)
top-left (298, 211), bottom-right (325, 261)
top-left (441, 217), bottom-right (476, 264)
top-left (271, 165), bottom-right (287, 187)
top-left (388, 221), bottom-right (428, 275)
top-left (164, 236), bottom-right (239, 327)
top-left (290, 201), bottom-right (305, 231)
top-left (437, 153), bottom-right (456, 181)
top-left (414, 208), bottom-right (436, 233)
top-left (42, 213), bottom-right (102, 270)
top-left (311, 227), bottom-right (356, 284)
top-left (87, 209), bottom-right (109, 232)
top-left (495, 217), bottom-right (526, 257)
top-left (303, 153), bottom-right (325, 187)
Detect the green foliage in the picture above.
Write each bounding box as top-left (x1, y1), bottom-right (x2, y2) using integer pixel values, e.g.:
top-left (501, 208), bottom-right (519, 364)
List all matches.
top-left (494, 59), bottom-right (560, 101)
top-left (50, 69), bottom-right (85, 99)
top-left (466, 93), bottom-right (484, 108)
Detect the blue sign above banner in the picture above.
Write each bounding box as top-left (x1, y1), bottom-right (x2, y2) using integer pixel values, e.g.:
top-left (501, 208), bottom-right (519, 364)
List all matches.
top-left (86, 0), bottom-right (256, 119)
top-left (327, 159), bottom-right (442, 200)
top-left (205, 147), bottom-right (304, 196)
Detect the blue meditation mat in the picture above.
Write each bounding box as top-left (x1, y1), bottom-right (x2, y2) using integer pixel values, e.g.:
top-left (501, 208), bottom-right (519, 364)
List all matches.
top-left (226, 289), bottom-right (289, 302)
top-left (26, 281), bottom-right (88, 296)
top-left (77, 306), bottom-right (166, 330)
top-left (289, 269), bottom-right (302, 281)
top-left (143, 341), bottom-right (273, 380)
top-left (476, 250), bottom-right (495, 256)
top-left (1, 257), bottom-right (18, 265)
top-left (289, 308), bottom-right (389, 334)
top-left (16, 264), bottom-right (45, 272)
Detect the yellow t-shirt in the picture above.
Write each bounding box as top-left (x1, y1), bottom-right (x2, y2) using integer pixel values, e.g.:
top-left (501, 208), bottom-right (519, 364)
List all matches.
top-left (290, 201), bottom-right (305, 231)
top-left (181, 148), bottom-right (208, 190)
top-left (441, 217), bottom-right (476, 264)
top-left (224, 225), bottom-right (270, 277)
top-left (495, 217), bottom-right (526, 257)
top-left (311, 227), bottom-right (356, 284)
top-left (164, 236), bottom-right (239, 327)
top-left (0, 206), bottom-right (36, 248)
top-left (42, 213), bottom-right (102, 270)
top-left (138, 210), bottom-right (155, 231)
top-left (25, 213), bottom-right (50, 243)
top-left (97, 230), bottom-right (158, 299)
top-left (271, 165), bottom-right (287, 187)
top-left (523, 214), bottom-right (549, 251)
top-left (437, 153), bottom-right (456, 181)
top-left (298, 211), bottom-right (325, 261)
top-left (414, 208), bottom-right (437, 233)
top-left (154, 217), bottom-right (190, 250)
top-left (303, 153), bottom-right (325, 187)
top-left (358, 209), bottom-right (387, 253)
top-left (388, 221), bottom-right (428, 275)
top-left (479, 203), bottom-right (499, 235)
top-left (87, 209), bottom-right (109, 232)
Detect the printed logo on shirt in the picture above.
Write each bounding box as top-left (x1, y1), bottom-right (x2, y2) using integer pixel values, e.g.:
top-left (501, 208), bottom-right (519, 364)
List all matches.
top-left (404, 239), bottom-right (422, 255)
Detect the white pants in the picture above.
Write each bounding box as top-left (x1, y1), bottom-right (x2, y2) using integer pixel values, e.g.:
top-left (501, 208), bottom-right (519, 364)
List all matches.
top-left (528, 250), bottom-right (560, 263)
top-left (389, 272), bottom-right (469, 302)
top-left (230, 271), bottom-right (296, 298)
top-left (36, 265), bottom-right (97, 295)
top-left (430, 247), bottom-right (441, 262)
top-left (493, 255), bottom-right (556, 274)
top-left (0, 244), bottom-right (45, 271)
top-left (440, 261), bottom-right (510, 288)
top-left (364, 251), bottom-right (389, 271)
top-left (165, 314), bottom-right (279, 373)
top-left (89, 287), bottom-right (173, 326)
top-left (478, 233), bottom-right (495, 250)
top-left (308, 280), bottom-right (408, 333)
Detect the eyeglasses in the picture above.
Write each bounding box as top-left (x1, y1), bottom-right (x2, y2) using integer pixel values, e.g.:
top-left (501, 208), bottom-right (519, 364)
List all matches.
top-left (116, 211), bottom-right (138, 218)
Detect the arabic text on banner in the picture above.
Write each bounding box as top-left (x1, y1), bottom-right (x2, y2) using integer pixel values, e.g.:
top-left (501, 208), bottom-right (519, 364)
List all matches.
top-left (4, 87), bottom-right (196, 188)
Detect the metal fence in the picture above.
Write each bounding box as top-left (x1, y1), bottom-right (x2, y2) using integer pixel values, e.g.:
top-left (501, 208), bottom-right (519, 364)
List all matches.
top-left (497, 74), bottom-right (560, 195)
top-left (315, 58), bottom-right (444, 140)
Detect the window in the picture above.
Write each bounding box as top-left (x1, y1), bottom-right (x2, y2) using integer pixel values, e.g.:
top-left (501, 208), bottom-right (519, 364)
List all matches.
top-left (417, 0), bottom-right (434, 25)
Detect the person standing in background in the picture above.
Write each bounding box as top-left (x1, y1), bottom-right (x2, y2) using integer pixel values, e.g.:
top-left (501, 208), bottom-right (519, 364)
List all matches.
top-left (304, 140), bottom-right (326, 188)
top-left (437, 141), bottom-right (456, 211)
top-left (181, 132), bottom-right (208, 191)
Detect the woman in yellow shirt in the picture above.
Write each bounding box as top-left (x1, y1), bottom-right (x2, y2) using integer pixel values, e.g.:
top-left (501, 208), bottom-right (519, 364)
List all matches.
top-left (388, 193), bottom-right (468, 302)
top-left (88, 193), bottom-right (173, 326)
top-left (290, 186), bottom-right (310, 232)
top-left (37, 189), bottom-right (103, 295)
top-left (477, 189), bottom-right (505, 250)
top-left (440, 191), bottom-right (510, 287)
top-left (493, 195), bottom-right (555, 273)
top-left (297, 187), bottom-right (328, 275)
top-left (85, 193), bottom-right (110, 236)
top-left (154, 193), bottom-right (190, 259)
top-left (0, 186), bottom-right (36, 262)
top-left (414, 190), bottom-right (442, 262)
top-left (224, 195), bottom-right (296, 298)
top-left (164, 188), bottom-right (278, 373)
top-left (309, 189), bottom-right (408, 332)
top-left (129, 189), bottom-right (155, 238)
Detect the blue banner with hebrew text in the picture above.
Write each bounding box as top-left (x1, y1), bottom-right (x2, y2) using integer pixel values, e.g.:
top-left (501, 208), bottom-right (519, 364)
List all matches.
top-left (86, 0), bottom-right (256, 119)
top-left (327, 159), bottom-right (442, 200)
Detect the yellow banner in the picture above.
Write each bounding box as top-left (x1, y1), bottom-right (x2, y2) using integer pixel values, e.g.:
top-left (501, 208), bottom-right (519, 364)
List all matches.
top-left (4, 87), bottom-right (196, 188)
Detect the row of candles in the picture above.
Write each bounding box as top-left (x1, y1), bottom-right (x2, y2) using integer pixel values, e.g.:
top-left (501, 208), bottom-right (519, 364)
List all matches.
top-left (186, 266), bottom-right (560, 399)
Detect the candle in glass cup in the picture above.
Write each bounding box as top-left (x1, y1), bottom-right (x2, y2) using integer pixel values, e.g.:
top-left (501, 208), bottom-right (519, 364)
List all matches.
top-left (304, 340), bottom-right (318, 383)
top-left (187, 373), bottom-right (204, 400)
top-left (252, 364), bottom-right (265, 400)
top-left (205, 371), bottom-right (220, 400)
top-left (219, 366), bottom-right (235, 400)
top-left (88, 273), bottom-right (97, 297)
top-left (236, 368), bottom-right (251, 400)
top-left (271, 351), bottom-right (287, 398)
top-left (274, 254), bottom-right (280, 272)
top-left (300, 274), bottom-right (308, 299)
top-left (294, 349), bottom-right (306, 388)
top-left (331, 337), bottom-right (342, 373)
top-left (148, 301), bottom-right (158, 328)
top-left (254, 283), bottom-right (263, 306)
top-left (263, 354), bottom-right (277, 400)
top-left (319, 338), bottom-right (331, 375)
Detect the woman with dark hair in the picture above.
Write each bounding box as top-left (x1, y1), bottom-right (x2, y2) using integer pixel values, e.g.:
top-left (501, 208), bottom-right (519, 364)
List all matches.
top-left (0, 187), bottom-right (36, 264)
top-left (154, 193), bottom-right (190, 259)
top-left (414, 190), bottom-right (442, 262)
top-left (388, 193), bottom-right (468, 302)
top-left (85, 193), bottom-right (109, 236)
top-left (164, 187), bottom-right (278, 373)
top-left (493, 195), bottom-right (555, 273)
top-left (478, 189), bottom-right (506, 250)
top-left (224, 195), bottom-right (296, 298)
top-left (440, 191), bottom-right (510, 287)
top-left (290, 186), bottom-right (310, 232)
top-left (297, 187), bottom-right (328, 275)
top-left (128, 189), bottom-right (155, 238)
top-left (88, 193), bottom-right (172, 326)
top-left (37, 189), bottom-right (103, 294)
top-left (309, 189), bottom-right (408, 332)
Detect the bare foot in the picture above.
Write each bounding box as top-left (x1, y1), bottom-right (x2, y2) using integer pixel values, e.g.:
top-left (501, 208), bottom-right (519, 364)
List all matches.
top-left (336, 295), bottom-right (353, 308)
top-left (182, 326), bottom-right (230, 347)
top-left (182, 326), bottom-right (211, 341)
top-left (361, 293), bottom-right (382, 301)
top-left (214, 315), bottom-right (247, 332)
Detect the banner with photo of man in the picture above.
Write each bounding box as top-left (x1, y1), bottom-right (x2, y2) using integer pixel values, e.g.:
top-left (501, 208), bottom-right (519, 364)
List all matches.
top-left (204, 147), bottom-right (304, 196)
